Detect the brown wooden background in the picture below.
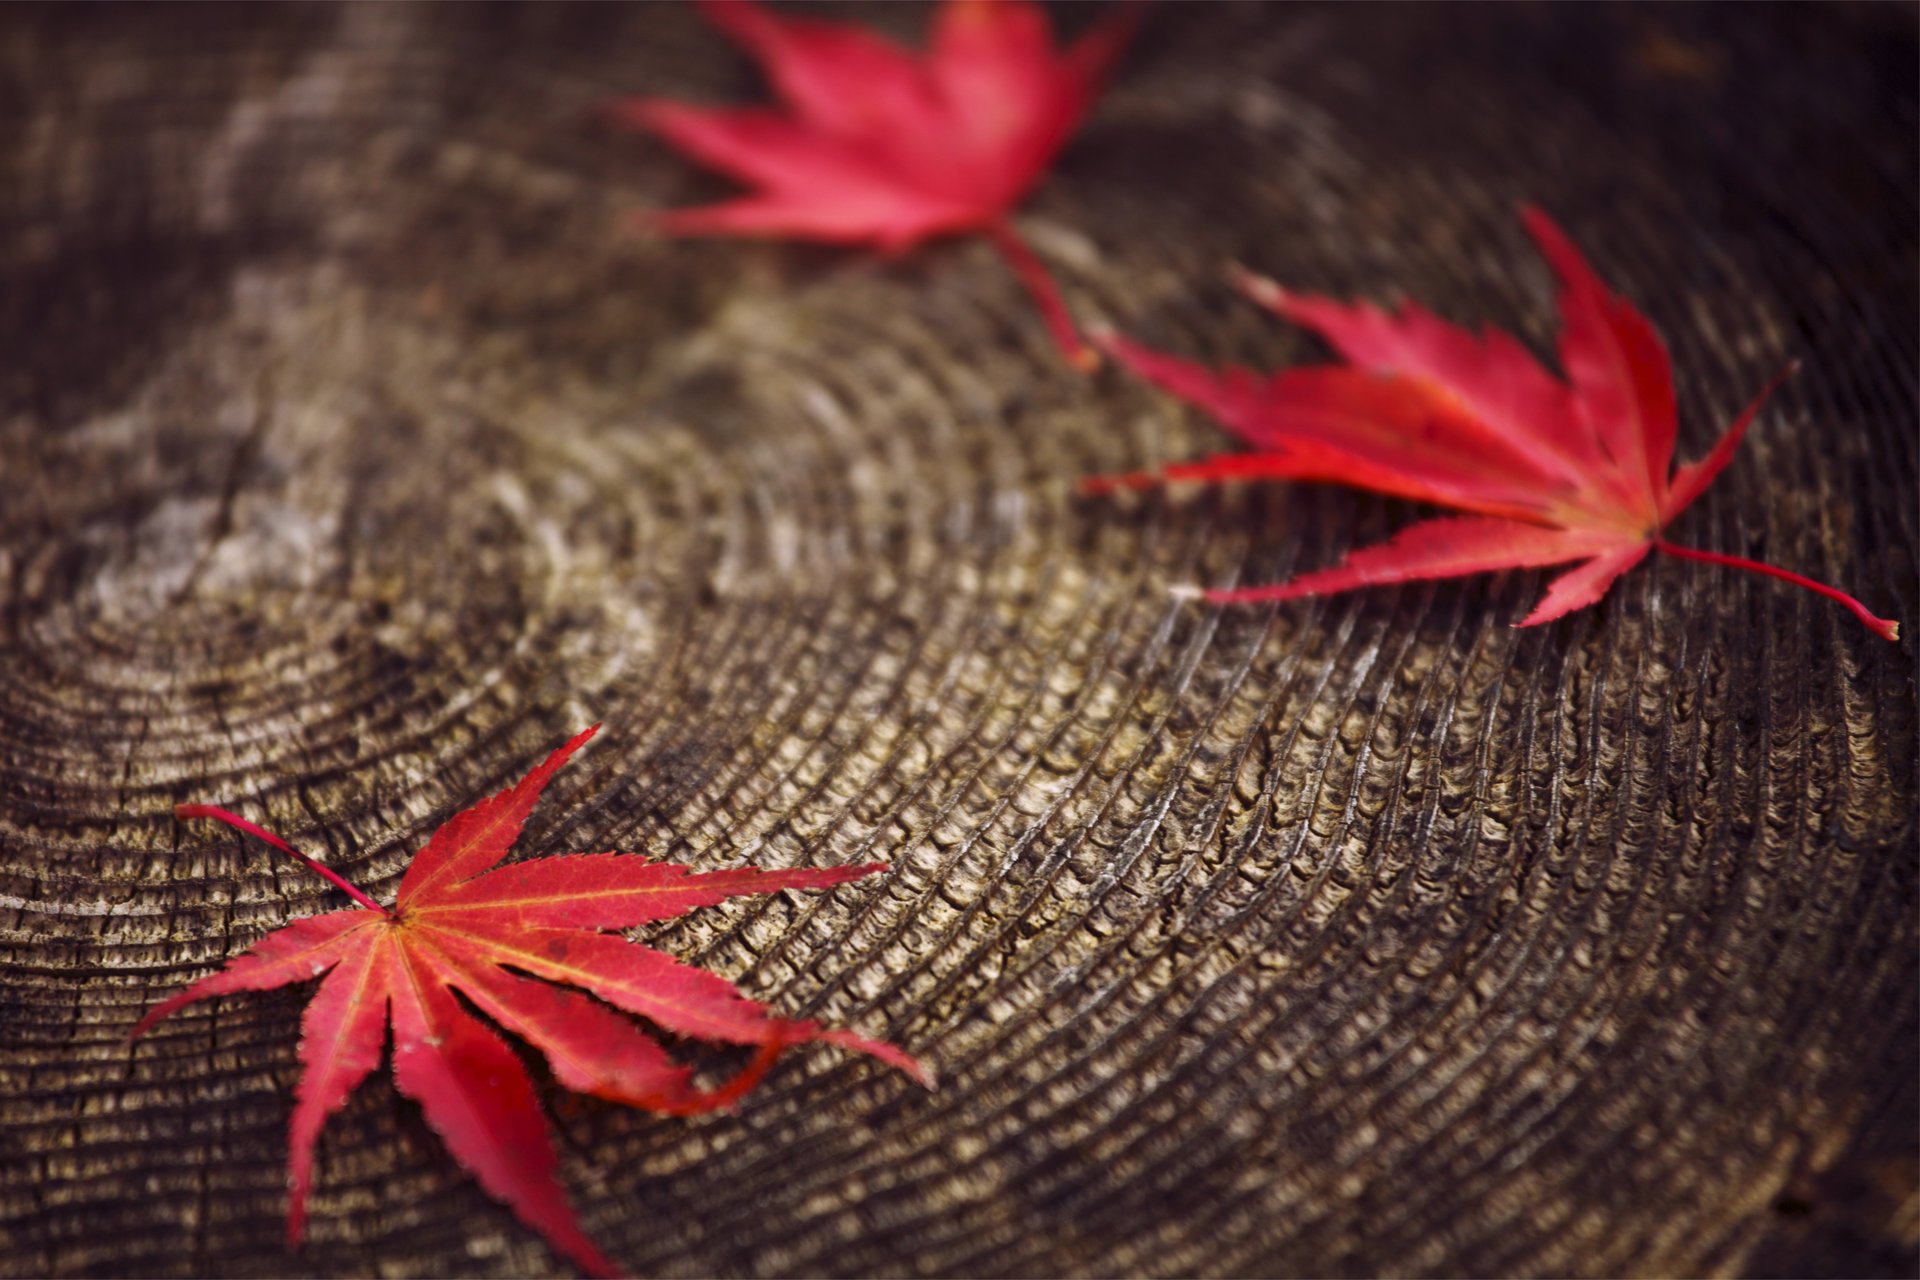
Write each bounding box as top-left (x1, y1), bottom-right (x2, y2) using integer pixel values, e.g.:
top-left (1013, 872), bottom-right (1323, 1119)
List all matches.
top-left (3, 3), bottom-right (1915, 1276)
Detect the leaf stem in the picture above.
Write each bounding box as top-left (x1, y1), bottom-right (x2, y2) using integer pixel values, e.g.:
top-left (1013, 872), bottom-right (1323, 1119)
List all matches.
top-left (175, 804), bottom-right (391, 913)
top-left (986, 219), bottom-right (1098, 373)
top-left (1076, 467), bottom-right (1159, 496)
top-left (1654, 540), bottom-right (1900, 642)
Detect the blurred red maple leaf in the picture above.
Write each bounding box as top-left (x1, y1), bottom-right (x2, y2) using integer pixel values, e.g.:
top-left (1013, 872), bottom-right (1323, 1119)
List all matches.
top-left (133, 726), bottom-right (925, 1277)
top-left (608, 0), bottom-right (1137, 369)
top-left (1091, 208), bottom-right (1898, 641)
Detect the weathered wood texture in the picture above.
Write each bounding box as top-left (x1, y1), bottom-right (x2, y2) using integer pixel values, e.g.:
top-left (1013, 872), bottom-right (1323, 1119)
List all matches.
top-left (3, 3), bottom-right (1915, 1277)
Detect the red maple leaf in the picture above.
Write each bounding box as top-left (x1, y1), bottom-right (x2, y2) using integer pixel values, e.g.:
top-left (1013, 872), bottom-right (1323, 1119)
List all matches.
top-left (607, 0), bottom-right (1137, 370)
top-left (131, 726), bottom-right (926, 1277)
top-left (1090, 208), bottom-right (1899, 641)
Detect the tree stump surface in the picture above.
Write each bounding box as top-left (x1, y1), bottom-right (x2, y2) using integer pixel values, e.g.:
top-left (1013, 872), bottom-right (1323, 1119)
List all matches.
top-left (3, 4), bottom-right (1915, 1277)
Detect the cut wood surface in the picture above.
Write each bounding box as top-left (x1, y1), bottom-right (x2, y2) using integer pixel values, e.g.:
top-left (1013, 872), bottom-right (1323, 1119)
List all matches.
top-left (2, 4), bottom-right (1915, 1277)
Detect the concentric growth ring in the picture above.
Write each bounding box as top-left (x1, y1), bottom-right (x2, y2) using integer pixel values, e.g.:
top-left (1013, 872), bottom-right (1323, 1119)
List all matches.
top-left (1, 5), bottom-right (1913, 1279)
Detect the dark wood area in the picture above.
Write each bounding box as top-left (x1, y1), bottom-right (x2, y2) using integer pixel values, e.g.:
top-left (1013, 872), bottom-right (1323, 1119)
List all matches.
top-left (3, 3), bottom-right (1915, 1276)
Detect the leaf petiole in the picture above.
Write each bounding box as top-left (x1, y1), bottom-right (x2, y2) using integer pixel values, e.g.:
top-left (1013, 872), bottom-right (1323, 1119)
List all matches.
top-left (987, 219), bottom-right (1098, 373)
top-left (1654, 540), bottom-right (1899, 642)
top-left (175, 804), bottom-right (390, 914)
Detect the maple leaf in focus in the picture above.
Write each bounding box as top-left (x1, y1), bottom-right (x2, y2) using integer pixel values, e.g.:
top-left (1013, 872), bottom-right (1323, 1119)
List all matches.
top-left (607, 0), bottom-right (1137, 369)
top-left (1090, 208), bottom-right (1899, 641)
top-left (132, 726), bottom-right (926, 1278)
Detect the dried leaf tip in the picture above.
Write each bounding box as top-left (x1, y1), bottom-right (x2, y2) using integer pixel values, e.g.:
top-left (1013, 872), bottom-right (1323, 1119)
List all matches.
top-left (1226, 262), bottom-right (1285, 309)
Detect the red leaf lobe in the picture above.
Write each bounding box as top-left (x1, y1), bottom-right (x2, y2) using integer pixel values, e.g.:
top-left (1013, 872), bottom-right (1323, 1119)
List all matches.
top-left (138, 729), bottom-right (925, 1274)
top-left (1095, 210), bottom-right (1898, 641)
top-left (612, 0), bottom-right (1137, 368)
